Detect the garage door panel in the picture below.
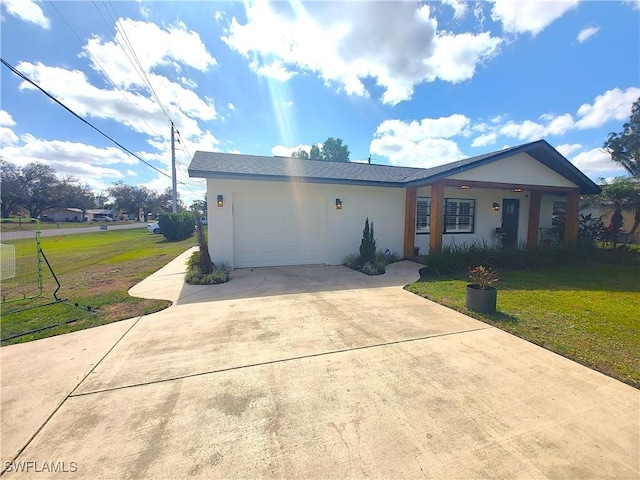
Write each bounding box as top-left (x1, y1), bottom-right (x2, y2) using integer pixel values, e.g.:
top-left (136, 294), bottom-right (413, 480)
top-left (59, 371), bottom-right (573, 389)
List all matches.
top-left (233, 193), bottom-right (326, 267)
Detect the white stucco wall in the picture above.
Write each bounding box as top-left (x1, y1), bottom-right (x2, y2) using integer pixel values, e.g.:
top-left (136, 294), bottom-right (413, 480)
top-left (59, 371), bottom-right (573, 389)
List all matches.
top-left (449, 153), bottom-right (576, 188)
top-left (206, 179), bottom-right (405, 268)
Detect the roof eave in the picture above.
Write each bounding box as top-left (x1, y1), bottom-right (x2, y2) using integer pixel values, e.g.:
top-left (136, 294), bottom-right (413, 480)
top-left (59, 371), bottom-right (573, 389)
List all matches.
top-left (188, 169), bottom-right (406, 188)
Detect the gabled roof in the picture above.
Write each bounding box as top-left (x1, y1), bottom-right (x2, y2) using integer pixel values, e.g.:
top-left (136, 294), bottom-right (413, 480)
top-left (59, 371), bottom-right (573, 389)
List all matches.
top-left (188, 140), bottom-right (601, 194)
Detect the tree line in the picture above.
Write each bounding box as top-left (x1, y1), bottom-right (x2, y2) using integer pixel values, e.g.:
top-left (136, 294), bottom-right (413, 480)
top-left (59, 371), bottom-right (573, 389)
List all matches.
top-left (291, 137), bottom-right (350, 162)
top-left (0, 160), bottom-right (187, 221)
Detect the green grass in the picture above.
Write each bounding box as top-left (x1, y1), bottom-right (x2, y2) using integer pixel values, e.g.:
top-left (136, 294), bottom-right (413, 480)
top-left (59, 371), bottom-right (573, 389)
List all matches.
top-left (406, 264), bottom-right (640, 388)
top-left (1, 228), bottom-right (196, 345)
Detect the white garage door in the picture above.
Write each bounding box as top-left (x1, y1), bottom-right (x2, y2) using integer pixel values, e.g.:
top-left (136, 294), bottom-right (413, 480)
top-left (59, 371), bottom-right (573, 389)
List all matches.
top-left (233, 193), bottom-right (327, 267)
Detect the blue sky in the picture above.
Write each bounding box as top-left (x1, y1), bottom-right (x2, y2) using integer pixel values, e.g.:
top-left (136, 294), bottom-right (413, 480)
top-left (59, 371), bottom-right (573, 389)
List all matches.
top-left (1, 0), bottom-right (638, 206)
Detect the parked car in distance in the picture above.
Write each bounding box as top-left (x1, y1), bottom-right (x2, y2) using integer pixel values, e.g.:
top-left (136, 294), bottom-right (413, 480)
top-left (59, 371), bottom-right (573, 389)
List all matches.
top-left (200, 217), bottom-right (208, 225)
top-left (147, 221), bottom-right (160, 234)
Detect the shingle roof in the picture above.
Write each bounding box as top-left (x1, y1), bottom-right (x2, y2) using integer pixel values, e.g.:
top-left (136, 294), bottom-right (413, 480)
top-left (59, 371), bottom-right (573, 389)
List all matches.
top-left (188, 140), bottom-right (601, 194)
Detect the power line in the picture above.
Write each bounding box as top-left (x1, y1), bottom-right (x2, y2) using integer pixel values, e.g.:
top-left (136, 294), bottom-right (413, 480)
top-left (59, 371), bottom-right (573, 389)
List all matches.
top-left (1, 57), bottom-right (181, 183)
top-left (47, 2), bottom-right (163, 141)
top-left (106, 1), bottom-right (173, 125)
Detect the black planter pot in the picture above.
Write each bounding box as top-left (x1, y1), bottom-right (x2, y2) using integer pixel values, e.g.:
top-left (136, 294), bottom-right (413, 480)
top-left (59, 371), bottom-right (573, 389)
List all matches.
top-left (465, 284), bottom-right (497, 313)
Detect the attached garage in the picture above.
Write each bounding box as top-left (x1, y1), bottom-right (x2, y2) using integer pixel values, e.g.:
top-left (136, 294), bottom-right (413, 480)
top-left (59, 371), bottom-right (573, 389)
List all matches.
top-left (232, 192), bottom-right (326, 267)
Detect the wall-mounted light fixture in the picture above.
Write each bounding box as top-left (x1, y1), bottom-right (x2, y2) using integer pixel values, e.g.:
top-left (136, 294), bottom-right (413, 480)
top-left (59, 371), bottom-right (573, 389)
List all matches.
top-left (512, 187), bottom-right (523, 192)
top-left (217, 194), bottom-right (224, 207)
top-left (459, 185), bottom-right (470, 190)
top-left (335, 198), bottom-right (343, 210)
top-left (492, 202), bottom-right (500, 212)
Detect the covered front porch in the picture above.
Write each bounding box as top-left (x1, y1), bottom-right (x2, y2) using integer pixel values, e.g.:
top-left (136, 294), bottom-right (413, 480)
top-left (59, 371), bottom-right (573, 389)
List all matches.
top-left (403, 179), bottom-right (581, 257)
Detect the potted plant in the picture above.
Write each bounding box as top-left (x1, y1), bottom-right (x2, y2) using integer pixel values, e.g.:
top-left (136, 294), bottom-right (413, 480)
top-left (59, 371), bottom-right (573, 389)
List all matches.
top-left (465, 265), bottom-right (499, 313)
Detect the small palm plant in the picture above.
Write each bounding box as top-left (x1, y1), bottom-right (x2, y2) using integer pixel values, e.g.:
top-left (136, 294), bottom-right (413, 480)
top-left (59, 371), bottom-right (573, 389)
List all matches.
top-left (468, 265), bottom-right (499, 290)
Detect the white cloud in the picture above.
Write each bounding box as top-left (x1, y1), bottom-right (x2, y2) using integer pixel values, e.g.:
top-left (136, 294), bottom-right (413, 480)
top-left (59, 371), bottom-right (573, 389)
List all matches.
top-left (493, 86), bottom-right (640, 142)
top-left (442, 0), bottom-right (469, 19)
top-left (0, 110), bottom-right (16, 127)
top-left (0, 111), bottom-right (18, 145)
top-left (0, 0), bottom-right (50, 29)
top-left (0, 127), bottom-right (18, 145)
top-left (84, 19), bottom-right (216, 84)
top-left (15, 62), bottom-right (212, 144)
top-left (222, 2), bottom-right (501, 105)
top-left (377, 115), bottom-right (470, 141)
top-left (577, 25), bottom-right (600, 43)
top-left (575, 87), bottom-right (640, 129)
top-left (471, 132), bottom-right (497, 147)
top-left (227, 102), bottom-right (235, 111)
top-left (370, 115), bottom-right (468, 168)
top-left (556, 143), bottom-right (582, 157)
top-left (180, 77), bottom-right (198, 88)
top-left (499, 119), bottom-right (547, 140)
top-left (0, 135), bottom-right (142, 192)
top-left (490, 0), bottom-right (580, 36)
top-left (424, 32), bottom-right (501, 85)
top-left (570, 147), bottom-right (620, 176)
top-left (270, 144), bottom-right (312, 157)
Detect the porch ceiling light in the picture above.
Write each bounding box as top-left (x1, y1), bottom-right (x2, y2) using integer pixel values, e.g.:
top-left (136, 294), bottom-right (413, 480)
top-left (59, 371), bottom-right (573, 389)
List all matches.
top-left (217, 195), bottom-right (224, 207)
top-left (335, 198), bottom-right (343, 210)
top-left (512, 187), bottom-right (523, 192)
top-left (459, 185), bottom-right (470, 190)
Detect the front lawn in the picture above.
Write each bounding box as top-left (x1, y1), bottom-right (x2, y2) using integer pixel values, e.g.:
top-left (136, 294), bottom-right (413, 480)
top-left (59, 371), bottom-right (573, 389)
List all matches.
top-left (406, 264), bottom-right (639, 388)
top-left (1, 228), bottom-right (196, 345)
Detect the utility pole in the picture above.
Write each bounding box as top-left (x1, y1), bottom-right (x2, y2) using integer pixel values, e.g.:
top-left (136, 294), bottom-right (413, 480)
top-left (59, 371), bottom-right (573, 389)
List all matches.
top-left (171, 122), bottom-right (177, 214)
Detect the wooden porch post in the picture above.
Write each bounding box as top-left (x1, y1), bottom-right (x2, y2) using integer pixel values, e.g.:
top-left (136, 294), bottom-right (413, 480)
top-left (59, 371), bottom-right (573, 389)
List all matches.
top-left (430, 182), bottom-right (444, 254)
top-left (526, 191), bottom-right (541, 249)
top-left (564, 189), bottom-right (580, 246)
top-left (403, 187), bottom-right (417, 258)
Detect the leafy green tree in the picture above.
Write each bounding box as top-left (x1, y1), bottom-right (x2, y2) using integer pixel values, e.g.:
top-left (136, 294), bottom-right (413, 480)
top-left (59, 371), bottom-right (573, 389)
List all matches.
top-left (359, 217), bottom-right (376, 262)
top-left (107, 181), bottom-right (151, 222)
top-left (55, 176), bottom-right (95, 219)
top-left (19, 163), bottom-right (60, 219)
top-left (291, 149), bottom-right (309, 159)
top-left (0, 160), bottom-right (25, 217)
top-left (320, 137), bottom-right (350, 162)
top-left (309, 144), bottom-right (321, 160)
top-left (604, 97), bottom-right (640, 178)
top-left (296, 138), bottom-right (350, 162)
top-left (190, 197), bottom-right (207, 214)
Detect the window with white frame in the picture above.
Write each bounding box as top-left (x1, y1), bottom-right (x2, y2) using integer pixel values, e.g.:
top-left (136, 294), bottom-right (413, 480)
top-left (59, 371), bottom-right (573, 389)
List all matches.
top-left (416, 197), bottom-right (430, 233)
top-left (444, 198), bottom-right (475, 233)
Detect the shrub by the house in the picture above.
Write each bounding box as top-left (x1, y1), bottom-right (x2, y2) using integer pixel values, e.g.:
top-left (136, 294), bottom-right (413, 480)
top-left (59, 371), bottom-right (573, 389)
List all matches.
top-left (345, 218), bottom-right (397, 275)
top-left (185, 250), bottom-right (230, 285)
top-left (359, 218), bottom-right (376, 262)
top-left (185, 215), bottom-right (230, 285)
top-left (158, 212), bottom-right (195, 241)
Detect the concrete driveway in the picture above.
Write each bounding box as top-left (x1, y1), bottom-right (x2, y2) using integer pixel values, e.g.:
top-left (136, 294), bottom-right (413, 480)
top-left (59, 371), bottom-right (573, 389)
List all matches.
top-left (1, 248), bottom-right (638, 479)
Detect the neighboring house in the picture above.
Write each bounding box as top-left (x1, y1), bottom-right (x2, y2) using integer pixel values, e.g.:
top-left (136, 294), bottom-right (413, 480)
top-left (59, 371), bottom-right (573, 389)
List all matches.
top-left (86, 209), bottom-right (119, 221)
top-left (188, 139), bottom-right (600, 269)
top-left (41, 208), bottom-right (84, 222)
